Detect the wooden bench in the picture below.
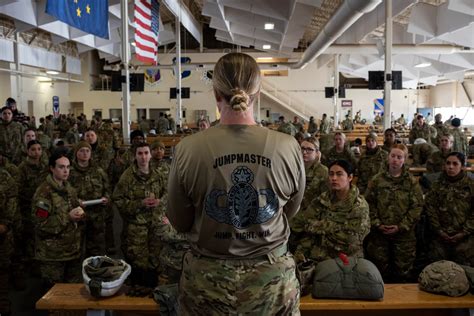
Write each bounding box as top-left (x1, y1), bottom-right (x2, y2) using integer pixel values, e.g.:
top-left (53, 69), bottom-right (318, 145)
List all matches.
top-left (300, 284), bottom-right (474, 316)
top-left (36, 283), bottom-right (158, 316)
top-left (409, 167), bottom-right (474, 174)
top-left (37, 283), bottom-right (474, 316)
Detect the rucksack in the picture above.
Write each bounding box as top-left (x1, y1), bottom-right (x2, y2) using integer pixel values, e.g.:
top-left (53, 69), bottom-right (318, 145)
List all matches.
top-left (312, 254), bottom-right (384, 300)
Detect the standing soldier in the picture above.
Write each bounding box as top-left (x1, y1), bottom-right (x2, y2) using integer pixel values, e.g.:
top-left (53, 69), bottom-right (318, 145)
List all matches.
top-left (365, 144), bottom-right (423, 282)
top-left (113, 143), bottom-right (166, 287)
top-left (426, 134), bottom-right (454, 173)
top-left (382, 128), bottom-right (397, 153)
top-left (14, 140), bottom-right (48, 286)
top-left (431, 114), bottom-right (449, 146)
top-left (0, 167), bottom-right (17, 316)
top-left (69, 141), bottom-right (110, 256)
top-left (168, 53), bottom-right (304, 315)
top-left (357, 133), bottom-right (388, 194)
top-left (307, 116), bottom-right (318, 135)
top-left (0, 106), bottom-right (24, 162)
top-left (277, 116), bottom-right (298, 136)
top-left (32, 150), bottom-right (85, 289)
top-left (409, 115), bottom-right (432, 144)
top-left (157, 113), bottom-right (169, 135)
top-left (84, 129), bottom-right (114, 171)
top-left (319, 113), bottom-right (330, 134)
top-left (65, 123), bottom-right (80, 145)
top-left (342, 115), bottom-right (354, 131)
top-left (450, 118), bottom-right (468, 156)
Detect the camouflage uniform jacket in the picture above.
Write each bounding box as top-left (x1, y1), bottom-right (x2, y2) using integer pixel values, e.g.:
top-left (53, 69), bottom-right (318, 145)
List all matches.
top-left (357, 146), bottom-right (388, 194)
top-left (65, 128), bottom-right (80, 145)
top-left (381, 142), bottom-right (393, 153)
top-left (112, 163), bottom-right (166, 269)
top-left (425, 172), bottom-right (474, 236)
top-left (0, 120), bottom-right (24, 160)
top-left (150, 158), bottom-right (171, 177)
top-left (17, 158), bottom-right (48, 215)
top-left (69, 162), bottom-right (110, 220)
top-left (319, 118), bottom-right (331, 134)
top-left (292, 185), bottom-right (370, 262)
top-left (450, 128), bottom-right (468, 156)
top-left (91, 141), bottom-right (114, 171)
top-left (32, 174), bottom-right (83, 261)
top-left (412, 142), bottom-right (438, 166)
top-left (365, 167), bottom-right (423, 232)
top-left (342, 118), bottom-right (354, 131)
top-left (409, 124), bottom-right (432, 144)
top-left (0, 168), bottom-right (18, 234)
top-left (323, 146), bottom-right (357, 170)
top-left (98, 124), bottom-right (120, 150)
top-left (426, 149), bottom-right (450, 173)
top-left (277, 122), bottom-right (298, 136)
top-left (13, 144), bottom-right (49, 166)
top-left (157, 117), bottom-right (170, 134)
top-left (300, 162), bottom-right (328, 210)
top-left (431, 122), bottom-right (449, 146)
top-left (308, 121), bottom-right (318, 134)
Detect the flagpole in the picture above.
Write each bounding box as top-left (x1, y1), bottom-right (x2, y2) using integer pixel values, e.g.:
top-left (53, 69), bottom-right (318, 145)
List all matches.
top-left (121, 0), bottom-right (131, 145)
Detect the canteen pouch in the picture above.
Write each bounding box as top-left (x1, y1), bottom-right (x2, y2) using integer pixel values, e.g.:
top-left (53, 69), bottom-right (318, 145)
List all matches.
top-left (312, 253), bottom-right (384, 300)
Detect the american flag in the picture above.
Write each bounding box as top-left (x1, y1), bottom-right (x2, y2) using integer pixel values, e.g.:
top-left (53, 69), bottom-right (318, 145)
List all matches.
top-left (134, 0), bottom-right (160, 64)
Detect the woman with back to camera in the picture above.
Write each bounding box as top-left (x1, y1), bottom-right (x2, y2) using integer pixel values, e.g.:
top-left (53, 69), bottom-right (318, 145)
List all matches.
top-left (364, 144), bottom-right (423, 282)
top-left (425, 152), bottom-right (474, 266)
top-left (292, 160), bottom-right (370, 264)
top-left (167, 53), bottom-right (305, 315)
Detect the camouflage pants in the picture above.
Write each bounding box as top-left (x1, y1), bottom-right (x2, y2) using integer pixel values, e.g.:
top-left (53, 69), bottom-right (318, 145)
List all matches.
top-left (85, 210), bottom-right (107, 257)
top-left (122, 222), bottom-right (161, 270)
top-left (178, 251), bottom-right (300, 316)
top-left (39, 258), bottom-right (82, 286)
top-left (429, 235), bottom-right (474, 266)
top-left (365, 230), bottom-right (417, 282)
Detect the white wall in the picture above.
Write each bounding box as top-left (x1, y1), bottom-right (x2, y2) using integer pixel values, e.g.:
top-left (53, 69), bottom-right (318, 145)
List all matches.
top-left (429, 81), bottom-right (473, 107)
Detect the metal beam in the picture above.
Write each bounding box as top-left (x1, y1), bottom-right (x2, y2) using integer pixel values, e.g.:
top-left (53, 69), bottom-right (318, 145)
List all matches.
top-left (161, 0), bottom-right (202, 44)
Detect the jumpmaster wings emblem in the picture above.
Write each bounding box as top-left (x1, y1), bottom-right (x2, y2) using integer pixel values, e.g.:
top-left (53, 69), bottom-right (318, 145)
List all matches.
top-left (205, 166), bottom-right (279, 229)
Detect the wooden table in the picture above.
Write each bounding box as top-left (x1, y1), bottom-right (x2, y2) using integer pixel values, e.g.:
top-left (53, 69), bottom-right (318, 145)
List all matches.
top-left (36, 283), bottom-right (158, 316)
top-left (300, 284), bottom-right (474, 316)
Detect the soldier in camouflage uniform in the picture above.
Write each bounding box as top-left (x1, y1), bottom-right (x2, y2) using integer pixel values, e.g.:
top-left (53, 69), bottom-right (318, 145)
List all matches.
top-left (13, 128), bottom-right (49, 166)
top-left (292, 116), bottom-right (304, 133)
top-left (65, 123), bottom-right (80, 145)
top-left (364, 144), bottom-right (424, 282)
top-left (342, 115), bottom-right (354, 131)
top-left (32, 150), bottom-right (85, 288)
top-left (69, 141), bottom-right (110, 256)
top-left (157, 113), bottom-right (170, 134)
top-left (450, 118), bottom-right (468, 156)
top-left (425, 152), bottom-right (474, 266)
top-left (431, 114), bottom-right (449, 146)
top-left (150, 141), bottom-right (171, 175)
top-left (292, 160), bottom-right (370, 264)
top-left (84, 128), bottom-right (114, 172)
top-left (120, 130), bottom-right (146, 171)
top-left (277, 116), bottom-right (298, 136)
top-left (297, 137), bottom-right (328, 211)
top-left (426, 134), bottom-right (454, 173)
top-left (0, 106), bottom-right (25, 162)
top-left (97, 120), bottom-right (120, 150)
top-left (0, 167), bottom-right (17, 315)
top-left (409, 115), bottom-right (432, 144)
top-left (323, 132), bottom-right (357, 170)
top-left (381, 128), bottom-right (397, 153)
top-left (319, 113), bottom-right (331, 135)
top-left (357, 133), bottom-right (388, 194)
top-left (307, 116), bottom-right (318, 134)
top-left (411, 138), bottom-right (438, 167)
top-left (15, 140), bottom-right (48, 282)
top-left (113, 143), bottom-right (166, 287)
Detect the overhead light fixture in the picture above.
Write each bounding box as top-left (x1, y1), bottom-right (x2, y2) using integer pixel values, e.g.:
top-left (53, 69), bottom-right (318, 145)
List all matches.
top-left (131, 42), bottom-right (136, 47)
top-left (414, 62), bottom-right (432, 68)
top-left (263, 44), bottom-right (271, 50)
top-left (264, 23), bottom-right (274, 30)
top-left (46, 70), bottom-right (59, 75)
top-left (257, 57), bottom-right (273, 61)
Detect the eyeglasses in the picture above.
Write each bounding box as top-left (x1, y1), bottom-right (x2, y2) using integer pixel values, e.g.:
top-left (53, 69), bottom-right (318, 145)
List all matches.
top-left (301, 147), bottom-right (318, 153)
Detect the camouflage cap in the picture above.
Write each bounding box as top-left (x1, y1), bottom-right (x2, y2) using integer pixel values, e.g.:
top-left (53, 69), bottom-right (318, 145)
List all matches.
top-left (418, 260), bottom-right (470, 297)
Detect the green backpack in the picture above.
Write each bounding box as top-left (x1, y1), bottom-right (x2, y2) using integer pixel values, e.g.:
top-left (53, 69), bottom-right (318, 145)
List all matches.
top-left (312, 254), bottom-right (384, 300)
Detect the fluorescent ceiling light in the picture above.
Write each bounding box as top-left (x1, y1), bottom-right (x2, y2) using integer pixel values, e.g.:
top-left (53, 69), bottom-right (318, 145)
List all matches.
top-left (257, 57), bottom-right (273, 60)
top-left (414, 62), bottom-right (432, 68)
top-left (262, 44), bottom-right (271, 50)
top-left (46, 70), bottom-right (59, 75)
top-left (264, 23), bottom-right (274, 30)
top-left (131, 42), bottom-right (136, 47)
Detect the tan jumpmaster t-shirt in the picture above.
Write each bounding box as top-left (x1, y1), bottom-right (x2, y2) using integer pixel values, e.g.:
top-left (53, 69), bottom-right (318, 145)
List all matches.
top-left (167, 124), bottom-right (305, 259)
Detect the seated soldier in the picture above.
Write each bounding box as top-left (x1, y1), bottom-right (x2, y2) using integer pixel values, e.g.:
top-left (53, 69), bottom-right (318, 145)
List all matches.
top-left (323, 132), bottom-right (357, 170)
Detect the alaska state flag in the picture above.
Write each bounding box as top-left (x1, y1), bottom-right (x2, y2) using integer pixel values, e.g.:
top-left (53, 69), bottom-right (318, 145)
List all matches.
top-left (46, 0), bottom-right (109, 39)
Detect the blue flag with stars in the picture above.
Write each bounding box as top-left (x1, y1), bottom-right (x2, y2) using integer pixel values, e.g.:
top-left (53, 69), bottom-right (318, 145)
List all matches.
top-left (46, 0), bottom-right (109, 39)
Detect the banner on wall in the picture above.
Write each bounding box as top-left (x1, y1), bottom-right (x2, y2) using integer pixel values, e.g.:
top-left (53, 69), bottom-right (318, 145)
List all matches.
top-left (172, 57), bottom-right (192, 79)
top-left (144, 68), bottom-right (161, 88)
top-left (52, 96), bottom-right (60, 118)
top-left (374, 98), bottom-right (384, 115)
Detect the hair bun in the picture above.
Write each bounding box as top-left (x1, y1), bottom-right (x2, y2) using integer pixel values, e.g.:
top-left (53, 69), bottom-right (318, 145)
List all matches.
top-left (230, 89), bottom-right (249, 112)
